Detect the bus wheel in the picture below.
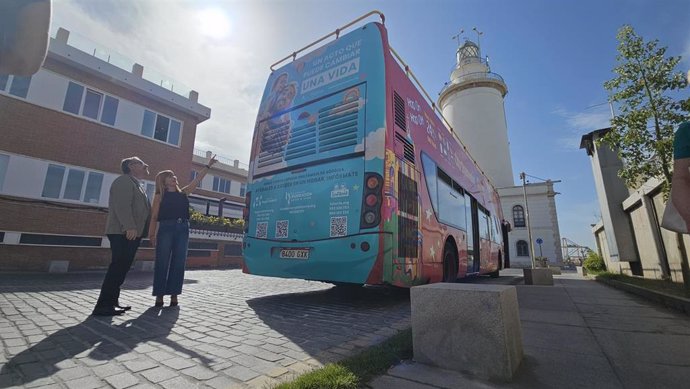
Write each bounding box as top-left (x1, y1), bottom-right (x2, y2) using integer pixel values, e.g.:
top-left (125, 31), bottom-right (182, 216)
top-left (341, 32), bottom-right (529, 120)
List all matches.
top-left (489, 254), bottom-right (501, 278)
top-left (442, 244), bottom-right (457, 283)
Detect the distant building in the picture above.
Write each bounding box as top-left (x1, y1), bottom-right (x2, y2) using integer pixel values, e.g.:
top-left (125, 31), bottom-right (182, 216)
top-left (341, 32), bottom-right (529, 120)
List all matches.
top-left (439, 39), bottom-right (562, 267)
top-left (581, 128), bottom-right (689, 281)
top-left (0, 27), bottom-right (246, 272)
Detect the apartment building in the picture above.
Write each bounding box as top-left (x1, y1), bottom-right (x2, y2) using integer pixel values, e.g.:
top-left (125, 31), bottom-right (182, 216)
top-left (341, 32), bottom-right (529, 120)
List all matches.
top-left (0, 27), bottom-right (216, 272)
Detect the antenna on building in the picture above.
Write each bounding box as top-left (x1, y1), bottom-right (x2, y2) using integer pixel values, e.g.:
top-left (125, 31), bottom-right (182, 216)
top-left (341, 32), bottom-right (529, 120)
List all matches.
top-left (451, 29), bottom-right (464, 48)
top-left (472, 27), bottom-right (483, 51)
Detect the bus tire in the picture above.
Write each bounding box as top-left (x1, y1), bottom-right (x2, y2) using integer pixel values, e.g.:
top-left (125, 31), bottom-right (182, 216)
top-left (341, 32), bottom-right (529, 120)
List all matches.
top-left (442, 243), bottom-right (457, 283)
top-left (489, 253), bottom-right (501, 278)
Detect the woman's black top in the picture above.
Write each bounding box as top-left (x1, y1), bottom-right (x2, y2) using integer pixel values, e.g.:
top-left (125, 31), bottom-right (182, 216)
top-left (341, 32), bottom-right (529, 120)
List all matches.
top-left (157, 191), bottom-right (190, 221)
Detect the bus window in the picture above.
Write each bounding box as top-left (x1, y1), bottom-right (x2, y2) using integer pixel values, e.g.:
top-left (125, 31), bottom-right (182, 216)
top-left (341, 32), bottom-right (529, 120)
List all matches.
top-left (438, 169), bottom-right (466, 230)
top-left (421, 153), bottom-right (438, 213)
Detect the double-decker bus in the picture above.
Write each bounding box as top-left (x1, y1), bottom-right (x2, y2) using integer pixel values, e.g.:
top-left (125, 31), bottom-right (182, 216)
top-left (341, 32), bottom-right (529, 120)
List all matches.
top-left (243, 11), bottom-right (507, 287)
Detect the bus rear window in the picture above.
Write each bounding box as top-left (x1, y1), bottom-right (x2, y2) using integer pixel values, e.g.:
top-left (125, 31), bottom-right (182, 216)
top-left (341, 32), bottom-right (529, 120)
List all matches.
top-left (254, 84), bottom-right (366, 175)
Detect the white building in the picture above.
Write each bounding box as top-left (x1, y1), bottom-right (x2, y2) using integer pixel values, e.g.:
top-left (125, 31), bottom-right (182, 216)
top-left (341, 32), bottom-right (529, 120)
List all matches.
top-left (438, 39), bottom-right (563, 267)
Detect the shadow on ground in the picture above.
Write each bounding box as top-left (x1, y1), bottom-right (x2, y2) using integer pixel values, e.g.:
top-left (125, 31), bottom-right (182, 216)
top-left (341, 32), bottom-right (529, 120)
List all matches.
top-left (246, 284), bottom-right (410, 360)
top-left (0, 307), bottom-right (212, 388)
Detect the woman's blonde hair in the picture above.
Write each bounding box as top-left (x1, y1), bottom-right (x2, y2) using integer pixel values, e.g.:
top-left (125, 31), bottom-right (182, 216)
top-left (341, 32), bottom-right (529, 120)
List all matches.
top-left (155, 170), bottom-right (181, 196)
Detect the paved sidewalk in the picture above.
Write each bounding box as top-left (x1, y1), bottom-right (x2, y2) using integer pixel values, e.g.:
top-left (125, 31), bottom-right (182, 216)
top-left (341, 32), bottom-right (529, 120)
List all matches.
top-left (0, 269), bottom-right (410, 388)
top-left (369, 270), bottom-right (690, 389)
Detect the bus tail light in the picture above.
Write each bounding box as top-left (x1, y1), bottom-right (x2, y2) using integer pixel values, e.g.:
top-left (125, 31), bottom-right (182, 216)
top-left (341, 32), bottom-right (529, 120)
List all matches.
top-left (360, 173), bottom-right (382, 229)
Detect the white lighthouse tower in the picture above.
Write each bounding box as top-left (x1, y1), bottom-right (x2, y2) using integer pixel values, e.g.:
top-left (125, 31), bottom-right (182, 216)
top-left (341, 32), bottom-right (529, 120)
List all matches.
top-left (438, 39), bottom-right (514, 188)
top-left (438, 35), bottom-right (563, 267)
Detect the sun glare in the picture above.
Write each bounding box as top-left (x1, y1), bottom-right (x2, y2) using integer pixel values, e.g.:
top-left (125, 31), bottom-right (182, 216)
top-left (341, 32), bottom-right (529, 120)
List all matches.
top-left (198, 8), bottom-right (231, 39)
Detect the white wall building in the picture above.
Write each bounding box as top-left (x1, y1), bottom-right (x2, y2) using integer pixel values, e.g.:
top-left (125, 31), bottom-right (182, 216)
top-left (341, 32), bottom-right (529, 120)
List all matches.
top-left (438, 39), bottom-right (563, 267)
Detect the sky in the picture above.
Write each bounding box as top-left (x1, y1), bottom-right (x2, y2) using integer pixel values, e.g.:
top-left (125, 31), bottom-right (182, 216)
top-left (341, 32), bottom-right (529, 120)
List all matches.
top-left (51, 0), bottom-right (690, 250)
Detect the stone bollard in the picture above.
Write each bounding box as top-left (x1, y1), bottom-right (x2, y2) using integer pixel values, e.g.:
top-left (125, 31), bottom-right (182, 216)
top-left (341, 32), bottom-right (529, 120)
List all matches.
top-left (523, 268), bottom-right (554, 285)
top-left (411, 284), bottom-right (523, 381)
top-left (549, 266), bottom-right (562, 275)
top-left (576, 266), bottom-right (587, 276)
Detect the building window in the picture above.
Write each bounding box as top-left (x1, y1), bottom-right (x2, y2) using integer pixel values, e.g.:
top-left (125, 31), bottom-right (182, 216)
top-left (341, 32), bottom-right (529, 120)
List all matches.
top-left (240, 183), bottom-right (246, 197)
top-left (141, 109), bottom-right (182, 146)
top-left (0, 154), bottom-right (9, 192)
top-left (41, 164), bottom-right (104, 204)
top-left (0, 75), bottom-right (32, 98)
top-left (62, 82), bottom-right (119, 125)
top-left (516, 240), bottom-right (529, 257)
top-left (513, 205), bottom-right (526, 227)
top-left (212, 176), bottom-right (231, 194)
top-left (190, 170), bottom-right (199, 182)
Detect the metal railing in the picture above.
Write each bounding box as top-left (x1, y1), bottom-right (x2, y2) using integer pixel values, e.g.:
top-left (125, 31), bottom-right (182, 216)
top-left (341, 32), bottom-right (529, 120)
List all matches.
top-left (53, 29), bottom-right (193, 98)
top-left (193, 148), bottom-right (249, 170)
top-left (438, 71), bottom-right (506, 95)
top-left (270, 10), bottom-right (385, 71)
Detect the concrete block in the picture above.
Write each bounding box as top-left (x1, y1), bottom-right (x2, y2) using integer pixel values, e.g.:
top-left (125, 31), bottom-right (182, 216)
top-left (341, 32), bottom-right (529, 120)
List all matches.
top-left (523, 268), bottom-right (554, 285)
top-left (48, 260), bottom-right (69, 273)
top-left (576, 266), bottom-right (587, 276)
top-left (549, 266), bottom-right (562, 275)
top-left (411, 283), bottom-right (523, 381)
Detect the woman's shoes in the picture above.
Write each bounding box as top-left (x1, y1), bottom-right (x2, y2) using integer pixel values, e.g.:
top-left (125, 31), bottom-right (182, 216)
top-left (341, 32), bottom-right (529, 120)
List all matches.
top-left (170, 297), bottom-right (178, 307)
top-left (154, 298), bottom-right (164, 307)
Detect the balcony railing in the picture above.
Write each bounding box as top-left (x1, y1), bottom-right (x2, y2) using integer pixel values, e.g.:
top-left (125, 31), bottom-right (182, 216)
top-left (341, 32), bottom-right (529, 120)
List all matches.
top-left (439, 71), bottom-right (507, 96)
top-left (193, 148), bottom-right (249, 170)
top-left (53, 29), bottom-right (193, 98)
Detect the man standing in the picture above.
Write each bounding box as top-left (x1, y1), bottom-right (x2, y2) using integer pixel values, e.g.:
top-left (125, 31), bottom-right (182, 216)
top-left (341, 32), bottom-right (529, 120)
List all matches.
top-left (93, 157), bottom-right (151, 316)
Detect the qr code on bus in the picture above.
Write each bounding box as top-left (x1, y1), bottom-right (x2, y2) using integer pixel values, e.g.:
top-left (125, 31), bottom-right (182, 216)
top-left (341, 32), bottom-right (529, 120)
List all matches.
top-left (275, 220), bottom-right (289, 238)
top-left (330, 216), bottom-right (347, 237)
top-left (255, 222), bottom-right (267, 239)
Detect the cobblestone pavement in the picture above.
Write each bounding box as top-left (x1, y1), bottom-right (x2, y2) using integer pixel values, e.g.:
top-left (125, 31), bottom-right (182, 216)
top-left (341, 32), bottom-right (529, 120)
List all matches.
top-left (0, 269), bottom-right (411, 388)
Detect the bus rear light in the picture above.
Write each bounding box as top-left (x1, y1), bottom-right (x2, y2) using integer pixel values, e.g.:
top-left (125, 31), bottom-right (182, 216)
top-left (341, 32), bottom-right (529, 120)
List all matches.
top-left (364, 211), bottom-right (377, 224)
top-left (361, 242), bottom-right (370, 252)
top-left (361, 172), bottom-right (383, 229)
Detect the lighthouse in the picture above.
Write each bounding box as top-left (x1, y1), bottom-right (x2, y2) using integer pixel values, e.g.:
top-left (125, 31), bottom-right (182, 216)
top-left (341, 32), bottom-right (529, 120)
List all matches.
top-left (438, 39), bottom-right (514, 188)
top-left (438, 36), bottom-right (563, 267)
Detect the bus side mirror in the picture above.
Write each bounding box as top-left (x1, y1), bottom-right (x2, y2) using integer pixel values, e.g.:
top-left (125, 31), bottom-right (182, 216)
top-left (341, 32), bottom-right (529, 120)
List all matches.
top-left (0, 0), bottom-right (52, 76)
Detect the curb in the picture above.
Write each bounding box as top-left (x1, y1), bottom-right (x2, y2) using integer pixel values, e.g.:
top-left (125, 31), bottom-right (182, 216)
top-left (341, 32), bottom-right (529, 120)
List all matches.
top-left (596, 278), bottom-right (690, 316)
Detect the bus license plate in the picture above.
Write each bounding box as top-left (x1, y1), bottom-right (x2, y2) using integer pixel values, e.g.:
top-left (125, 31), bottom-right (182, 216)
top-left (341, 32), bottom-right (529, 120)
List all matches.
top-left (280, 249), bottom-right (310, 259)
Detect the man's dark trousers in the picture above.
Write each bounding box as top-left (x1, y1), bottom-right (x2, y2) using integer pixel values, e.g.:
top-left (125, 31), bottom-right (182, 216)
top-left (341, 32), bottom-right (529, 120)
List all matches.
top-left (95, 234), bottom-right (141, 308)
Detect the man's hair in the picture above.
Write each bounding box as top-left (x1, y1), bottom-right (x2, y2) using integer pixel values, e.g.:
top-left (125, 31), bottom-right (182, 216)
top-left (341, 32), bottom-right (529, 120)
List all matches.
top-left (121, 157), bottom-right (143, 174)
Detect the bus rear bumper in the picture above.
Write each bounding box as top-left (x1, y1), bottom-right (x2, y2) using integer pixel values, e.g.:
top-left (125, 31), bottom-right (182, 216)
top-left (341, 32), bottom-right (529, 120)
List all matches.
top-left (243, 233), bottom-right (390, 284)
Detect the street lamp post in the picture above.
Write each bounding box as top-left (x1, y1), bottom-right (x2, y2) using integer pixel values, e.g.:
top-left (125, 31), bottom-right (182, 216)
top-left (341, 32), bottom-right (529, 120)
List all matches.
top-left (520, 172), bottom-right (536, 269)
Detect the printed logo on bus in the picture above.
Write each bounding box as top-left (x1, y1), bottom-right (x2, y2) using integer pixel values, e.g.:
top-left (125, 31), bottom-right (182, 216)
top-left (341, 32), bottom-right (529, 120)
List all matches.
top-left (330, 184), bottom-right (350, 198)
top-left (285, 191), bottom-right (313, 205)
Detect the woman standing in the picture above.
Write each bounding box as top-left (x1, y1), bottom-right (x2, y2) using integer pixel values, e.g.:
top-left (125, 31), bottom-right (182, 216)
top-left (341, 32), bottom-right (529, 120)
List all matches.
top-left (149, 156), bottom-right (217, 307)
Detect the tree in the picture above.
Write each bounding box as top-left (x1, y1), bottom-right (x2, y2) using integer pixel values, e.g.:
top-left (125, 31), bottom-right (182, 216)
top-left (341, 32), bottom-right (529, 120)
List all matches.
top-left (603, 25), bottom-right (690, 195)
top-left (603, 25), bottom-right (690, 288)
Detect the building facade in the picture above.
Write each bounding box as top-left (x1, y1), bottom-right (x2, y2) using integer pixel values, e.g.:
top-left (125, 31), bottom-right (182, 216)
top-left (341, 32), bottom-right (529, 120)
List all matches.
top-left (0, 27), bottom-right (248, 272)
top-left (582, 128), bottom-right (689, 281)
top-left (498, 182), bottom-right (563, 268)
top-left (438, 39), bottom-right (563, 267)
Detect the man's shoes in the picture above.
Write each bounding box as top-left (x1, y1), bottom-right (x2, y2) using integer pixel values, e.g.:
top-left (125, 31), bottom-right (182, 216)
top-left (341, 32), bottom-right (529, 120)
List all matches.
top-left (92, 306), bottom-right (126, 316)
top-left (115, 304), bottom-right (132, 311)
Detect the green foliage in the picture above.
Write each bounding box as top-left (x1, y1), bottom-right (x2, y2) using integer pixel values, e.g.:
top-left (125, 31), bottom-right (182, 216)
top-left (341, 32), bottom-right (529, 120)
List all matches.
top-left (583, 252), bottom-right (606, 273)
top-left (273, 329), bottom-right (412, 389)
top-left (275, 364), bottom-right (358, 389)
top-left (602, 25), bottom-right (690, 195)
top-left (188, 208), bottom-right (244, 230)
